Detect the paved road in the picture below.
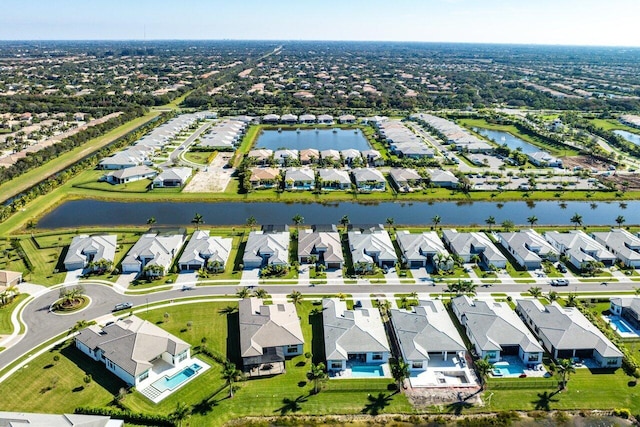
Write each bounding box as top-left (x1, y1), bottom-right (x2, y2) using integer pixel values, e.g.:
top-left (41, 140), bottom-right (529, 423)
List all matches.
top-left (161, 120), bottom-right (212, 168)
top-left (0, 279), bottom-right (637, 370)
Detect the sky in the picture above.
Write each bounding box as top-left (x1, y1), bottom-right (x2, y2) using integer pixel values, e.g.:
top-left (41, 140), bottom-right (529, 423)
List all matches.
top-left (1, 0), bottom-right (640, 47)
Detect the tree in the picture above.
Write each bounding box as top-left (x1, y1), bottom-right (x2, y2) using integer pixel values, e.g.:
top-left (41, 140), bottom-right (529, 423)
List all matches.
top-left (475, 357), bottom-right (493, 390)
top-left (222, 361), bottom-right (243, 398)
top-left (555, 358), bottom-right (576, 390)
top-left (236, 287), bottom-right (251, 299)
top-left (246, 215), bottom-right (257, 230)
top-left (191, 213), bottom-right (204, 230)
top-left (570, 213), bottom-right (583, 229)
top-left (340, 215), bottom-right (350, 231)
top-left (501, 219), bottom-right (515, 232)
top-left (170, 402), bottom-right (191, 427)
top-left (616, 215), bottom-right (626, 227)
top-left (306, 362), bottom-right (328, 394)
top-left (253, 288), bottom-right (270, 299)
top-left (485, 216), bottom-right (496, 230)
top-left (528, 286), bottom-right (542, 298)
top-left (432, 215), bottom-right (441, 229)
top-left (470, 254), bottom-right (481, 267)
top-left (389, 357), bottom-right (409, 391)
top-left (292, 213), bottom-right (304, 231)
top-left (146, 216), bottom-right (156, 225)
top-left (527, 215), bottom-right (538, 227)
top-left (566, 293), bottom-right (579, 307)
top-left (288, 290), bottom-right (303, 305)
top-left (386, 217), bottom-right (395, 229)
top-left (548, 291), bottom-right (559, 302)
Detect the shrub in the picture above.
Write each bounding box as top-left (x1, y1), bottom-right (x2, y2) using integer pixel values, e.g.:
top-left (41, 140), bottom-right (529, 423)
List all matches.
top-left (613, 408), bottom-right (631, 419)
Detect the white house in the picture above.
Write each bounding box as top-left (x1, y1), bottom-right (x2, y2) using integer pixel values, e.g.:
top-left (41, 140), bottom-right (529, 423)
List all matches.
top-left (497, 229), bottom-right (559, 270)
top-left (103, 165), bottom-right (156, 185)
top-left (121, 231), bottom-right (186, 276)
top-left (318, 168), bottom-right (351, 190)
top-left (427, 169), bottom-right (459, 188)
top-left (322, 298), bottom-right (390, 372)
top-left (545, 230), bottom-right (616, 270)
top-left (396, 230), bottom-right (449, 269)
top-left (348, 225), bottom-right (397, 270)
top-left (591, 228), bottom-right (640, 268)
top-left (152, 167), bottom-right (192, 188)
top-left (178, 230), bottom-right (232, 271)
top-left (297, 225), bottom-right (344, 269)
top-left (284, 167), bottom-right (315, 190)
top-left (351, 168), bottom-right (386, 192)
top-left (610, 297), bottom-right (640, 331)
top-left (243, 226), bottom-right (290, 269)
top-left (64, 234), bottom-right (117, 271)
top-left (442, 229), bottom-right (507, 269)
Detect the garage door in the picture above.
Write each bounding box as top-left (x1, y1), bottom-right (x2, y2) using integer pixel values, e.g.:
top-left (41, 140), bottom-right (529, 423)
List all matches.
top-left (410, 261), bottom-right (423, 268)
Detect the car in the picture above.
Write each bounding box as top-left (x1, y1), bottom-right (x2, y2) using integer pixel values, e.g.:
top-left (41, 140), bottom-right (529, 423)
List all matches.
top-left (550, 279), bottom-right (569, 287)
top-left (557, 263), bottom-right (567, 273)
top-left (354, 300), bottom-right (362, 308)
top-left (113, 302), bottom-right (133, 311)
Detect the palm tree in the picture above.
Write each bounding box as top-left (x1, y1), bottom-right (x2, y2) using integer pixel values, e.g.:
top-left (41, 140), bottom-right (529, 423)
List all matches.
top-left (527, 215), bottom-right (538, 227)
top-left (292, 213), bottom-right (304, 231)
top-left (191, 213), bottom-right (204, 230)
top-left (485, 216), bottom-right (496, 230)
top-left (528, 286), bottom-right (542, 298)
top-left (306, 362), bottom-right (328, 394)
top-left (470, 254), bottom-right (481, 267)
top-left (389, 357), bottom-right (409, 391)
top-left (246, 215), bottom-right (257, 230)
top-left (566, 293), bottom-right (578, 307)
top-left (221, 360), bottom-right (243, 398)
top-left (170, 402), bottom-right (191, 427)
top-left (218, 305), bottom-right (238, 315)
top-left (475, 357), bottom-right (493, 390)
top-left (615, 215), bottom-right (626, 227)
top-left (548, 291), bottom-right (559, 302)
top-left (340, 215), bottom-right (350, 231)
top-left (501, 219), bottom-right (515, 232)
top-left (570, 213), bottom-right (583, 229)
top-left (555, 358), bottom-right (576, 390)
top-left (236, 287), bottom-right (251, 299)
top-left (432, 215), bottom-right (441, 229)
top-left (386, 217), bottom-right (395, 229)
top-left (253, 288), bottom-right (270, 299)
top-left (146, 216), bottom-right (157, 225)
top-left (288, 290), bottom-right (303, 305)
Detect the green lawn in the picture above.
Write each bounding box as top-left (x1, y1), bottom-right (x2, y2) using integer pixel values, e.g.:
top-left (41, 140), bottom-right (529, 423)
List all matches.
top-left (0, 294), bottom-right (28, 335)
top-left (590, 118), bottom-right (640, 133)
top-left (183, 151), bottom-right (211, 165)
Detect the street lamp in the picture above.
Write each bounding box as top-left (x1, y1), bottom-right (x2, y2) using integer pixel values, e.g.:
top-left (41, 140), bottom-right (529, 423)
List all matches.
top-left (146, 298), bottom-right (149, 314)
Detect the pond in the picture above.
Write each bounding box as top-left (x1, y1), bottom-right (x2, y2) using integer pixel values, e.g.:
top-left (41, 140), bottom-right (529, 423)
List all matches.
top-left (255, 128), bottom-right (371, 151)
top-left (36, 200), bottom-right (639, 228)
top-left (614, 129), bottom-right (640, 146)
top-left (474, 128), bottom-right (541, 154)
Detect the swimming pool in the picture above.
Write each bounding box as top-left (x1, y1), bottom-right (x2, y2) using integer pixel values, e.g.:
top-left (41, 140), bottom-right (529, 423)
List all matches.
top-left (493, 361), bottom-right (525, 377)
top-left (152, 363), bottom-right (202, 392)
top-left (605, 315), bottom-right (638, 337)
top-left (350, 364), bottom-right (384, 378)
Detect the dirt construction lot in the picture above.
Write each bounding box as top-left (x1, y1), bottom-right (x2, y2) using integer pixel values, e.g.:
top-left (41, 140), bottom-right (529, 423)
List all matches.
top-left (183, 152), bottom-right (235, 193)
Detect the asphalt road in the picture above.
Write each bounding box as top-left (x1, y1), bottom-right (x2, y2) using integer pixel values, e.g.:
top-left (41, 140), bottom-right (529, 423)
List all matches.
top-left (1, 279), bottom-right (637, 369)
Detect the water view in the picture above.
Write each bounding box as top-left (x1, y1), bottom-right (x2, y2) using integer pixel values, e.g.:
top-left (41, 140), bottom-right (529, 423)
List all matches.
top-left (614, 129), bottom-right (640, 146)
top-left (255, 128), bottom-right (372, 151)
top-left (474, 128), bottom-right (541, 154)
top-left (36, 200), bottom-right (639, 228)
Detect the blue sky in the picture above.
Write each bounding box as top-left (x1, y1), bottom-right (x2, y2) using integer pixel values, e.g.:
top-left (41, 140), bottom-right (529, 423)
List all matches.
top-left (1, 0), bottom-right (639, 47)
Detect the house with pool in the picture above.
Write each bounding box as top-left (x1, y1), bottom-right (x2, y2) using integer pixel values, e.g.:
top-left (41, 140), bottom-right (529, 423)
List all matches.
top-left (75, 316), bottom-right (208, 402)
top-left (239, 298), bottom-right (304, 377)
top-left (322, 298), bottom-right (391, 377)
top-left (451, 296), bottom-right (544, 366)
top-left (610, 297), bottom-right (640, 332)
top-left (389, 300), bottom-right (475, 387)
top-left (516, 299), bottom-right (623, 368)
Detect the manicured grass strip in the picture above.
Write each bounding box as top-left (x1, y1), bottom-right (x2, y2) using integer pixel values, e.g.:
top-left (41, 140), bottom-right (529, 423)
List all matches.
top-left (0, 294), bottom-right (28, 335)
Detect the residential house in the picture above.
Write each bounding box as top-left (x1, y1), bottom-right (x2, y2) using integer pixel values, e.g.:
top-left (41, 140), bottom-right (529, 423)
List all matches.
top-left (262, 114), bottom-right (280, 123)
top-left (274, 149), bottom-right (299, 166)
top-left (592, 228), bottom-right (640, 268)
top-left (497, 229), bottom-right (559, 270)
top-left (451, 296), bottom-right (544, 364)
top-left (0, 270), bottom-right (22, 288)
top-left (389, 168), bottom-right (422, 192)
top-left (340, 149), bottom-right (361, 165)
top-left (317, 114), bottom-right (334, 124)
top-left (103, 165), bottom-right (156, 185)
top-left (284, 167), bottom-right (315, 190)
top-left (249, 167), bottom-right (281, 189)
top-left (243, 226), bottom-right (290, 269)
top-left (299, 148), bottom-right (320, 165)
top-left (339, 114), bottom-right (356, 124)
top-left (516, 299), bottom-right (623, 367)
top-left (281, 114), bottom-right (298, 124)
top-left (351, 168), bottom-right (386, 192)
top-left (427, 169), bottom-right (459, 188)
top-left (299, 114), bottom-right (316, 124)
top-left (98, 147), bottom-right (154, 170)
top-left (361, 149), bottom-right (384, 167)
top-left (610, 297), bottom-right (640, 330)
top-left (75, 316), bottom-right (191, 387)
top-left (178, 230), bottom-right (232, 271)
top-left (239, 298), bottom-right (304, 376)
top-left (322, 298), bottom-right (391, 372)
top-left (390, 300), bottom-right (466, 372)
top-left (121, 231), bottom-right (186, 276)
top-left (318, 168), bottom-right (352, 190)
top-left (527, 151), bottom-right (563, 168)
top-left (320, 149), bottom-right (341, 163)
top-left (0, 412), bottom-right (123, 427)
top-left (442, 229), bottom-right (507, 269)
top-left (298, 225), bottom-right (344, 269)
top-left (64, 234), bottom-right (117, 271)
top-left (152, 167), bottom-right (192, 188)
top-left (545, 230), bottom-right (616, 270)
top-left (396, 230), bottom-right (449, 268)
top-left (247, 149), bottom-right (273, 165)
top-left (348, 225), bottom-right (397, 270)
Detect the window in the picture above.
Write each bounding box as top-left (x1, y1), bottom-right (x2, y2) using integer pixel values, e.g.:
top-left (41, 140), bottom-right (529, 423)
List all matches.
top-left (176, 351), bottom-right (188, 363)
top-left (412, 362), bottom-right (423, 369)
top-left (331, 362), bottom-right (342, 369)
top-left (607, 358), bottom-right (618, 366)
top-left (486, 352), bottom-right (497, 359)
top-left (139, 370), bottom-right (149, 382)
top-left (372, 353), bottom-right (383, 361)
top-left (287, 345), bottom-right (299, 354)
top-left (528, 354), bottom-right (539, 362)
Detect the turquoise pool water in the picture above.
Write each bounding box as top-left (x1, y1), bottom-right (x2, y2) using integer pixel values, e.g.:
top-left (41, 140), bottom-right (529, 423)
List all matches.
top-left (493, 362), bottom-right (525, 377)
top-left (350, 364), bottom-right (384, 378)
top-left (153, 363), bottom-right (202, 392)
top-left (607, 315), bottom-right (638, 336)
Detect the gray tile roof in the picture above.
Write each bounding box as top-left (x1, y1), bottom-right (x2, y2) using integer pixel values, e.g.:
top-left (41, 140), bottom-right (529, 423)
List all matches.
top-left (498, 229), bottom-right (558, 264)
top-left (390, 300), bottom-right (465, 361)
top-left (545, 230), bottom-right (616, 264)
top-left (64, 234), bottom-right (117, 268)
top-left (348, 227), bottom-right (397, 265)
top-left (243, 230), bottom-right (290, 265)
top-left (122, 232), bottom-right (185, 271)
top-left (322, 298), bottom-right (390, 361)
top-left (0, 411), bottom-right (123, 427)
top-left (396, 230), bottom-right (448, 263)
top-left (443, 229), bottom-right (506, 265)
top-left (238, 298), bottom-right (304, 358)
top-left (318, 168), bottom-right (351, 185)
top-left (452, 296), bottom-right (543, 353)
top-left (178, 230), bottom-right (232, 266)
top-left (298, 227), bottom-right (344, 263)
top-left (75, 316), bottom-right (190, 377)
top-left (516, 299), bottom-right (623, 358)
top-left (591, 228), bottom-right (640, 264)
top-left (351, 168), bottom-right (386, 184)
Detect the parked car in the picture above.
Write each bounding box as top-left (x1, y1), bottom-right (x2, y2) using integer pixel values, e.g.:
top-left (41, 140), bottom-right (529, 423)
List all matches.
top-left (113, 302), bottom-right (133, 311)
top-left (557, 263), bottom-right (567, 273)
top-left (550, 279), bottom-right (569, 287)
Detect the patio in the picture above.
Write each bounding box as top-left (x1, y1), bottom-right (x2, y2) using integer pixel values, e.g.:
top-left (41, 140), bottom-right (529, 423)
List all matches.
top-left (409, 355), bottom-right (477, 388)
top-left (330, 362), bottom-right (391, 379)
top-left (138, 357), bottom-right (210, 403)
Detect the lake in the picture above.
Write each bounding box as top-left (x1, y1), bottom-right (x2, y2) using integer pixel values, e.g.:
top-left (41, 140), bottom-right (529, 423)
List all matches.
top-left (614, 129), bottom-right (640, 146)
top-left (36, 200), bottom-right (638, 228)
top-left (255, 129), bottom-right (372, 151)
top-left (474, 128), bottom-right (541, 154)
